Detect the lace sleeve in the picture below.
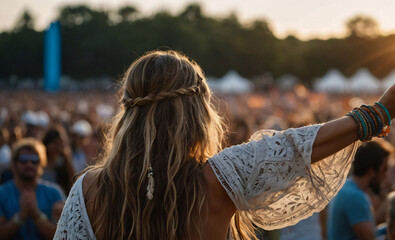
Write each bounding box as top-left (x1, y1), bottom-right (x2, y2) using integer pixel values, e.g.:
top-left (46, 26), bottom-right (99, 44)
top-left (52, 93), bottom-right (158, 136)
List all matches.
top-left (54, 174), bottom-right (96, 240)
top-left (208, 124), bottom-right (360, 230)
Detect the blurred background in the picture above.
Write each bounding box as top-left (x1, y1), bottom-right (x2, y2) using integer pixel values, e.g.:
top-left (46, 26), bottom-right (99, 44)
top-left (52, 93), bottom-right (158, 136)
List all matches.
top-left (1, 0), bottom-right (395, 144)
top-left (1, 0), bottom-right (395, 88)
top-left (1, 1), bottom-right (395, 239)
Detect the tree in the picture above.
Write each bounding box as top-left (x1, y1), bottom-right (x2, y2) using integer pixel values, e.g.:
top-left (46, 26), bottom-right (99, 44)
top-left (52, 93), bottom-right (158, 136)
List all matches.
top-left (14, 10), bottom-right (35, 32)
top-left (118, 6), bottom-right (139, 23)
top-left (346, 15), bottom-right (379, 38)
top-left (251, 19), bottom-right (273, 37)
top-left (59, 5), bottom-right (110, 27)
top-left (180, 4), bottom-right (203, 22)
top-left (3, 4), bottom-right (395, 85)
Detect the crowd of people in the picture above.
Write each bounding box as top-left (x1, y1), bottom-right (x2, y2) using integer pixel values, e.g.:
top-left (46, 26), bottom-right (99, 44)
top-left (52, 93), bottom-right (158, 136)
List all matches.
top-left (0, 84), bottom-right (395, 239)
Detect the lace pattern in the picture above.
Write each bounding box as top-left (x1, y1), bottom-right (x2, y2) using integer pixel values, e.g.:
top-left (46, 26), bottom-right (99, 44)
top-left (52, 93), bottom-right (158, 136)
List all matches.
top-left (54, 173), bottom-right (96, 240)
top-left (208, 124), bottom-right (360, 230)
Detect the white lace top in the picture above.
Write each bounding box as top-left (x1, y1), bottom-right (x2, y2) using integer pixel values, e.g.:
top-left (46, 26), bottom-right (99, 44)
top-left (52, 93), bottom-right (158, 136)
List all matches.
top-left (54, 124), bottom-right (360, 239)
top-left (54, 173), bottom-right (96, 240)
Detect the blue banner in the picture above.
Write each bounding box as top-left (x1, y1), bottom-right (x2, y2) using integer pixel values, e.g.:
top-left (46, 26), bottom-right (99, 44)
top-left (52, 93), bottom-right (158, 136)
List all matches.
top-left (44, 21), bottom-right (61, 92)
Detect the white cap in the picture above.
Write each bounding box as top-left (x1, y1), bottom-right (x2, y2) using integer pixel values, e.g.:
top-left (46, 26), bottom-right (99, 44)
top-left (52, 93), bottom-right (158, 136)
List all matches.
top-left (21, 111), bottom-right (39, 126)
top-left (22, 111), bottom-right (49, 127)
top-left (96, 104), bottom-right (114, 121)
top-left (36, 111), bottom-right (50, 127)
top-left (71, 120), bottom-right (92, 137)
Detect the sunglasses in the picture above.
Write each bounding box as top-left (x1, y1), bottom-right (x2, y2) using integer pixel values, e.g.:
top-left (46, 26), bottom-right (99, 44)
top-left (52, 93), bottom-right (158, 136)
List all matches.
top-left (17, 154), bottom-right (40, 165)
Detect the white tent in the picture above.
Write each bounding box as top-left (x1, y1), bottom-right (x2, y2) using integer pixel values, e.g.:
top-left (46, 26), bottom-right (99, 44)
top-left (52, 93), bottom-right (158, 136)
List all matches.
top-left (314, 69), bottom-right (348, 93)
top-left (208, 71), bottom-right (253, 93)
top-left (349, 68), bottom-right (380, 94)
top-left (383, 70), bottom-right (395, 89)
top-left (207, 76), bottom-right (222, 91)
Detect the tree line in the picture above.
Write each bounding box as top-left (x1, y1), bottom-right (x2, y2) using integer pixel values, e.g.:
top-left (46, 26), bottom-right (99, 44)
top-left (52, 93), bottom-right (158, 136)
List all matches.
top-left (1, 4), bottom-right (395, 85)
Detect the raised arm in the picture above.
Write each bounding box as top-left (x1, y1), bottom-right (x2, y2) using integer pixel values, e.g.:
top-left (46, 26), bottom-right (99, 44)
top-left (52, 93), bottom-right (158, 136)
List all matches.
top-left (311, 84), bottom-right (395, 164)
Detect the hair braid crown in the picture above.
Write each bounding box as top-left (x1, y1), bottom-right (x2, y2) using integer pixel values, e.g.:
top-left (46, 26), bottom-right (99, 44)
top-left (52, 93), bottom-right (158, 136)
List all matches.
top-left (123, 84), bottom-right (201, 108)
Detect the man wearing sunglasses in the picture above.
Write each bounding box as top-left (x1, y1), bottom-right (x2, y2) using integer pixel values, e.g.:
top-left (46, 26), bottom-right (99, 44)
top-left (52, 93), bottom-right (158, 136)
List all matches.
top-left (0, 138), bottom-right (65, 240)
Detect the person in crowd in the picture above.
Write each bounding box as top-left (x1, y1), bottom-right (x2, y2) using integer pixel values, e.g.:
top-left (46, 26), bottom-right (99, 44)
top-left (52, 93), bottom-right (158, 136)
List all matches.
top-left (280, 213), bottom-right (323, 240)
top-left (387, 191), bottom-right (395, 240)
top-left (9, 125), bottom-right (23, 147)
top-left (42, 125), bottom-right (75, 195)
top-left (369, 139), bottom-right (395, 229)
top-left (327, 141), bottom-right (392, 240)
top-left (0, 138), bottom-right (65, 240)
top-left (54, 50), bottom-right (395, 240)
top-left (70, 119), bottom-right (92, 173)
top-left (1, 126), bottom-right (23, 183)
top-left (0, 128), bottom-right (11, 180)
top-left (22, 111), bottom-right (49, 140)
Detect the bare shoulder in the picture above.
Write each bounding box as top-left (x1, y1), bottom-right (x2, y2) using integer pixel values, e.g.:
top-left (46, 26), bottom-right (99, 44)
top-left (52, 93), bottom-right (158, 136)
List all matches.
top-left (81, 168), bottom-right (102, 226)
top-left (202, 163), bottom-right (236, 239)
top-left (202, 163), bottom-right (222, 192)
top-left (202, 163), bottom-right (236, 214)
top-left (82, 169), bottom-right (101, 200)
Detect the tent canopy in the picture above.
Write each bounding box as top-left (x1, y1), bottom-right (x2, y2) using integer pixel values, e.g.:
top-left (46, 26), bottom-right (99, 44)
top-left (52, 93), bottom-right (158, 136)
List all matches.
top-left (208, 71), bottom-right (253, 93)
top-left (314, 69), bottom-right (348, 93)
top-left (349, 68), bottom-right (380, 94)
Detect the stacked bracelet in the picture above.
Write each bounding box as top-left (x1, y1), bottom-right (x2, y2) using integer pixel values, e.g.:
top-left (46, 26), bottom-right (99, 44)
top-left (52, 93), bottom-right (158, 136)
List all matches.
top-left (346, 103), bottom-right (392, 141)
top-left (375, 102), bottom-right (392, 126)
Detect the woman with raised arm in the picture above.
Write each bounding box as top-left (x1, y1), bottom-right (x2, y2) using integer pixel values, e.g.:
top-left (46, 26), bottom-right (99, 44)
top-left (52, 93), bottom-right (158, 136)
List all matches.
top-left (54, 50), bottom-right (395, 240)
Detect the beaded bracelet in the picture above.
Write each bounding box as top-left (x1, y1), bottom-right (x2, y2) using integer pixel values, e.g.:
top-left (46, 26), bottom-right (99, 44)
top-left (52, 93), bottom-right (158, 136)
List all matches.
top-left (374, 103), bottom-right (392, 137)
top-left (347, 110), bottom-right (367, 141)
top-left (346, 104), bottom-right (392, 141)
top-left (361, 106), bottom-right (379, 135)
top-left (375, 102), bottom-right (392, 126)
top-left (359, 108), bottom-right (376, 138)
top-left (354, 110), bottom-right (368, 141)
top-left (362, 105), bottom-right (382, 136)
top-left (346, 111), bottom-right (362, 140)
top-left (371, 105), bottom-right (385, 134)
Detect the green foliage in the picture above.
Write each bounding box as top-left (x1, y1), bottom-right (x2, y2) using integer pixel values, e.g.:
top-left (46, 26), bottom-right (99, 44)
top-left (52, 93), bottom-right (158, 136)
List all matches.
top-left (118, 6), bottom-right (139, 23)
top-left (1, 4), bottom-right (395, 86)
top-left (13, 10), bottom-right (35, 32)
top-left (0, 29), bottom-right (43, 79)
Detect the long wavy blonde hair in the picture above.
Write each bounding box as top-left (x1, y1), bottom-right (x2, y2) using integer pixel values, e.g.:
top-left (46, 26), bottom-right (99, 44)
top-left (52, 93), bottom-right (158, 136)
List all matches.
top-left (88, 50), bottom-right (254, 239)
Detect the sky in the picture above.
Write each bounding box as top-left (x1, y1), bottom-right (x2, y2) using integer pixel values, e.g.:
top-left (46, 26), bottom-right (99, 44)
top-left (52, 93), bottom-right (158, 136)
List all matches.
top-left (1, 0), bottom-right (395, 40)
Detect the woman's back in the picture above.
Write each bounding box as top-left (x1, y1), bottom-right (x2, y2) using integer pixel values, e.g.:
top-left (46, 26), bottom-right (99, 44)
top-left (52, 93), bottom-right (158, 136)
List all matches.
top-left (82, 165), bottom-right (236, 240)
